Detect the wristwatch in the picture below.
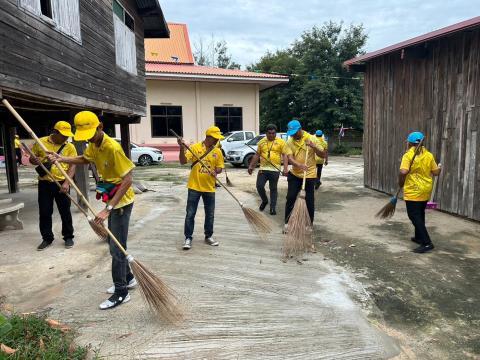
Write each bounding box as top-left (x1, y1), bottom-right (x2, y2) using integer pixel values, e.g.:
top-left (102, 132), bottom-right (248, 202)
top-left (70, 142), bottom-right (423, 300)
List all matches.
top-left (106, 204), bottom-right (113, 211)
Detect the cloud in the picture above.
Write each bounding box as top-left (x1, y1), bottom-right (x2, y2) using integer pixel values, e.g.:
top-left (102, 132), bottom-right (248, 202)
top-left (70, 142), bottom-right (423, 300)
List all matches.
top-left (159, 0), bottom-right (477, 66)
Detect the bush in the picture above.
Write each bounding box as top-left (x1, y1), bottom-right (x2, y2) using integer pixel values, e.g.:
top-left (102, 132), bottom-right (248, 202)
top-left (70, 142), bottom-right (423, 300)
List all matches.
top-left (331, 144), bottom-right (362, 156)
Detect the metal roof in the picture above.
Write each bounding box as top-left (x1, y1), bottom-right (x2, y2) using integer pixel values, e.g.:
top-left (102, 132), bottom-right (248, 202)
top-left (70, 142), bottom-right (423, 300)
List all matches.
top-left (145, 23), bottom-right (194, 64)
top-left (145, 63), bottom-right (289, 90)
top-left (344, 16), bottom-right (480, 67)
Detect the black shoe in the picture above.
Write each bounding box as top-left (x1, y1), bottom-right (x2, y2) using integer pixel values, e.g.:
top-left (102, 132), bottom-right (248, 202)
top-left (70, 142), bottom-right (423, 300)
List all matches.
top-left (99, 293), bottom-right (131, 310)
top-left (37, 241), bottom-right (52, 251)
top-left (270, 208), bottom-right (276, 215)
top-left (413, 243), bottom-right (434, 253)
top-left (315, 182), bottom-right (320, 190)
top-left (259, 202), bottom-right (268, 211)
top-left (410, 237), bottom-right (421, 245)
top-left (65, 239), bottom-right (74, 249)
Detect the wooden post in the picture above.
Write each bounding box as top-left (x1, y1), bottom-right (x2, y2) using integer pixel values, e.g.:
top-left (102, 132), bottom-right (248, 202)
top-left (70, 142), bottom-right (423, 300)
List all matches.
top-left (120, 122), bottom-right (131, 159)
top-left (2, 123), bottom-right (19, 193)
top-left (74, 141), bottom-right (89, 210)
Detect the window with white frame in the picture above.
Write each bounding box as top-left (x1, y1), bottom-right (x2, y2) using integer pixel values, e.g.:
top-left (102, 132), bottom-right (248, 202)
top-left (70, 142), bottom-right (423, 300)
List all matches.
top-left (113, 0), bottom-right (137, 75)
top-left (19, 0), bottom-right (81, 42)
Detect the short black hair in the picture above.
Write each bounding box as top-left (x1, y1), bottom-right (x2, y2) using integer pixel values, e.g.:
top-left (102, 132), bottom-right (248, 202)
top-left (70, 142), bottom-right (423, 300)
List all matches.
top-left (265, 124), bottom-right (277, 132)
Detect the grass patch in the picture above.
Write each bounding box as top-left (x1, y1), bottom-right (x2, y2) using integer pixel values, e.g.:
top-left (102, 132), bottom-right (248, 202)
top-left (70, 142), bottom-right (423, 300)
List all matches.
top-left (0, 314), bottom-right (92, 359)
top-left (331, 144), bottom-right (362, 156)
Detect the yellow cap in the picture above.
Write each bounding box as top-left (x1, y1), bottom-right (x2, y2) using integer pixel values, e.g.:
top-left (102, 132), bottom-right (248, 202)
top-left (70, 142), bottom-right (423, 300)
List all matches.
top-left (73, 111), bottom-right (100, 141)
top-left (53, 121), bottom-right (74, 137)
top-left (205, 126), bottom-right (224, 140)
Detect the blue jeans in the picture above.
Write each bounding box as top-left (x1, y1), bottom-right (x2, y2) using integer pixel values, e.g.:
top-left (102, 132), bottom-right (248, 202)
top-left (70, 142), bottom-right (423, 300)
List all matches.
top-left (184, 189), bottom-right (215, 240)
top-left (108, 203), bottom-right (134, 296)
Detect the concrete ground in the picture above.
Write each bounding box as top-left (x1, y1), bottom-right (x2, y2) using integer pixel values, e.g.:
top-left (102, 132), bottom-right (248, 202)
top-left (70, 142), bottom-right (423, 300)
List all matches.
top-left (0, 158), bottom-right (478, 359)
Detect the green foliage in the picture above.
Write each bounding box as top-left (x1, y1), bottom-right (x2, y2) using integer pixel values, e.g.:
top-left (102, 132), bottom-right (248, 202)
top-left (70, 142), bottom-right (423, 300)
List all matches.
top-left (0, 314), bottom-right (89, 360)
top-left (251, 22), bottom-right (367, 133)
top-left (0, 314), bottom-right (12, 337)
top-left (331, 144), bottom-right (362, 155)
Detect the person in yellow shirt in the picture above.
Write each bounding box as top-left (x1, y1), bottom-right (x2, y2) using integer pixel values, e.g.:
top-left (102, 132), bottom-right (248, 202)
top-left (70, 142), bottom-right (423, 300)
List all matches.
top-left (14, 134), bottom-right (22, 165)
top-left (29, 121), bottom-right (77, 251)
top-left (178, 126), bottom-right (225, 250)
top-left (48, 111), bottom-right (136, 309)
top-left (314, 130), bottom-right (328, 189)
top-left (283, 120), bottom-right (326, 229)
top-left (247, 124), bottom-right (288, 215)
top-left (399, 131), bottom-right (441, 254)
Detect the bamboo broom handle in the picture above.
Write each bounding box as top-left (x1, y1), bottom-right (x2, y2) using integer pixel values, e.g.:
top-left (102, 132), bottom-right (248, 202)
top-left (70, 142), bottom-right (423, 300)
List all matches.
top-left (245, 144), bottom-right (283, 173)
top-left (301, 145), bottom-right (309, 190)
top-left (3, 99), bottom-right (130, 257)
top-left (22, 143), bottom-right (90, 218)
top-left (170, 129), bottom-right (243, 207)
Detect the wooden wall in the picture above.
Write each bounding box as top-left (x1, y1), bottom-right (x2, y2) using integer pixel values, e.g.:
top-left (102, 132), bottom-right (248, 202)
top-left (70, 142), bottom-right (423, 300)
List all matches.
top-left (363, 28), bottom-right (480, 221)
top-left (0, 0), bottom-right (147, 116)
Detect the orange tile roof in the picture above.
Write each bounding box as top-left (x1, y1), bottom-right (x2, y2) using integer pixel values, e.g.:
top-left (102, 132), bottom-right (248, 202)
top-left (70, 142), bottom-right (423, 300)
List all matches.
top-left (145, 63), bottom-right (289, 79)
top-left (145, 23), bottom-right (194, 64)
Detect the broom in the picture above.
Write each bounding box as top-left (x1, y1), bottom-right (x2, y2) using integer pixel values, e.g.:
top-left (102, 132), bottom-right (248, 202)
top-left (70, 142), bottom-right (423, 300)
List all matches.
top-left (170, 129), bottom-right (272, 237)
top-left (283, 146), bottom-right (312, 258)
top-left (21, 143), bottom-right (108, 240)
top-left (245, 143), bottom-right (283, 173)
top-left (3, 99), bottom-right (182, 323)
top-left (375, 139), bottom-right (424, 219)
top-left (224, 166), bottom-right (233, 187)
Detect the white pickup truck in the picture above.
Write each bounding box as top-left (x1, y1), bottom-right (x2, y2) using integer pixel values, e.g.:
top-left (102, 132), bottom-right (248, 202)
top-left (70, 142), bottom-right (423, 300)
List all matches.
top-left (219, 131), bottom-right (256, 156)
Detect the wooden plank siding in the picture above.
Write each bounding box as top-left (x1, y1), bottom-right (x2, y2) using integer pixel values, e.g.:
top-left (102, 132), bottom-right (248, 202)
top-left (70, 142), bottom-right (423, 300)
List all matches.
top-left (363, 28), bottom-right (480, 221)
top-left (0, 0), bottom-right (147, 116)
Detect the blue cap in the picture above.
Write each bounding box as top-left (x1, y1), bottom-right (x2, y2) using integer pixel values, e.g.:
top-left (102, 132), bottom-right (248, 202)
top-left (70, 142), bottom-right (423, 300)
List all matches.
top-left (315, 130), bottom-right (323, 137)
top-left (287, 119), bottom-right (302, 136)
top-left (407, 131), bottom-right (424, 144)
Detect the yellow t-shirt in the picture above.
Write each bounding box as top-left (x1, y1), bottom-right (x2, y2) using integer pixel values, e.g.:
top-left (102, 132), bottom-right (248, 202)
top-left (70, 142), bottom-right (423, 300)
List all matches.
top-left (186, 142), bottom-right (224, 193)
top-left (284, 131), bottom-right (323, 179)
top-left (257, 137), bottom-right (286, 171)
top-left (400, 147), bottom-right (439, 201)
top-left (83, 134), bottom-right (135, 209)
top-left (14, 138), bottom-right (21, 149)
top-left (32, 136), bottom-right (77, 182)
top-left (315, 137), bottom-right (328, 164)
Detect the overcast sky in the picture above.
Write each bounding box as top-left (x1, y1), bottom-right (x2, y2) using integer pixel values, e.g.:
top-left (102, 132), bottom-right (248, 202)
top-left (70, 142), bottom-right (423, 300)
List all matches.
top-left (160, 0), bottom-right (477, 67)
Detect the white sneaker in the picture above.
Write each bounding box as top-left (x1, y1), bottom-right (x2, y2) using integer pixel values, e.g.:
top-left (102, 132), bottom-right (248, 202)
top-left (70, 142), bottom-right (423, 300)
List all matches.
top-left (99, 293), bottom-right (131, 310)
top-left (106, 278), bottom-right (137, 294)
top-left (205, 237), bottom-right (219, 246)
top-left (183, 238), bottom-right (192, 250)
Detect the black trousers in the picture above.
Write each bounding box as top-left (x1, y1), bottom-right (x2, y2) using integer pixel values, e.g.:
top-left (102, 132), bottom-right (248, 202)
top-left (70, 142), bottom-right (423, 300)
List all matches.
top-left (315, 164), bottom-right (324, 185)
top-left (285, 172), bottom-right (316, 224)
top-left (256, 170), bottom-right (280, 210)
top-left (38, 180), bottom-right (74, 243)
top-left (405, 201), bottom-right (432, 245)
top-left (108, 203), bottom-right (134, 296)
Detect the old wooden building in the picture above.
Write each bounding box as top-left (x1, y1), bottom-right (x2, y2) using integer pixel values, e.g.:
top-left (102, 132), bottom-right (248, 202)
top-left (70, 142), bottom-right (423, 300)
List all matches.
top-left (345, 17), bottom-right (480, 221)
top-left (0, 0), bottom-right (168, 193)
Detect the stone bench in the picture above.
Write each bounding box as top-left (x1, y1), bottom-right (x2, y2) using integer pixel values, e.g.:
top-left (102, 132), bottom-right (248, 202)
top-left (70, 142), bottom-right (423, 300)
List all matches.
top-left (0, 198), bottom-right (24, 231)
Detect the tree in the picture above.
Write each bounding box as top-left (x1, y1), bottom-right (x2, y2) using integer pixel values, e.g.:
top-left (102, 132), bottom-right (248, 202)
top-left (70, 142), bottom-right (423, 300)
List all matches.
top-left (250, 22), bottom-right (367, 133)
top-left (193, 36), bottom-right (241, 69)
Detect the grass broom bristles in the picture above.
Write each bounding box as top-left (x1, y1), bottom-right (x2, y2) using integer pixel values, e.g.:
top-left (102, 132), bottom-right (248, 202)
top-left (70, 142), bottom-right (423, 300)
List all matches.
top-left (375, 197), bottom-right (397, 219)
top-left (283, 190), bottom-right (312, 258)
top-left (242, 206), bottom-right (272, 238)
top-left (86, 217), bottom-right (109, 240)
top-left (225, 168), bottom-right (234, 187)
top-left (129, 258), bottom-right (183, 324)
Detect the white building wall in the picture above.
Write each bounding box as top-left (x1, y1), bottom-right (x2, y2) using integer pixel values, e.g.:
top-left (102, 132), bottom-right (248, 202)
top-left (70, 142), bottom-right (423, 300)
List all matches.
top-left (130, 79), bottom-right (259, 146)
